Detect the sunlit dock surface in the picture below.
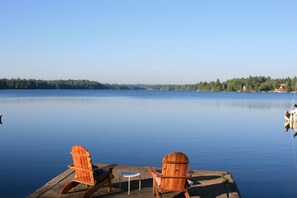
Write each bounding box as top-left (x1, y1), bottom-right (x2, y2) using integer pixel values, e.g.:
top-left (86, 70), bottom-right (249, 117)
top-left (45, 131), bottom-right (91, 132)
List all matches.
top-left (28, 164), bottom-right (240, 198)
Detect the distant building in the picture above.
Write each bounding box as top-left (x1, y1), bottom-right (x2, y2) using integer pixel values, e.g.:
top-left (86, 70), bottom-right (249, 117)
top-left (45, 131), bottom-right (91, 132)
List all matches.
top-left (275, 84), bottom-right (286, 92)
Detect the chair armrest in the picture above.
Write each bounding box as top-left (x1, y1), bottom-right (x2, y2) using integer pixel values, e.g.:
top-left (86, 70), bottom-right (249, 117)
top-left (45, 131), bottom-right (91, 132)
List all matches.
top-left (147, 166), bottom-right (161, 178)
top-left (96, 164), bottom-right (118, 171)
top-left (161, 175), bottom-right (192, 179)
top-left (68, 164), bottom-right (117, 171)
top-left (186, 174), bottom-right (193, 178)
top-left (187, 168), bottom-right (194, 175)
top-left (187, 168), bottom-right (193, 178)
top-left (68, 164), bottom-right (74, 169)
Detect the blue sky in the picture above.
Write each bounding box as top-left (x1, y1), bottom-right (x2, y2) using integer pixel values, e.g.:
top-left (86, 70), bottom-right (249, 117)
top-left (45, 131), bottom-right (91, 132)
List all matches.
top-left (0, 0), bottom-right (296, 84)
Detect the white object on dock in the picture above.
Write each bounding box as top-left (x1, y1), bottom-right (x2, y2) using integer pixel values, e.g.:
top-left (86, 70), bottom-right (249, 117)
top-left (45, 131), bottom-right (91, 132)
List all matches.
top-left (119, 172), bottom-right (141, 195)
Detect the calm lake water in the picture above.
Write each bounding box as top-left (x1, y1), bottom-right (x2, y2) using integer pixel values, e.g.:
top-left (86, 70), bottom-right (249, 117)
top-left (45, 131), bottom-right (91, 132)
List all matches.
top-left (0, 90), bottom-right (297, 197)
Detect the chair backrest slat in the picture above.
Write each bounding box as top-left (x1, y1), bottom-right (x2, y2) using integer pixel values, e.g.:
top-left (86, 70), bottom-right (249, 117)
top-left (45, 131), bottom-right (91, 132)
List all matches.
top-left (160, 152), bottom-right (189, 191)
top-left (71, 145), bottom-right (95, 185)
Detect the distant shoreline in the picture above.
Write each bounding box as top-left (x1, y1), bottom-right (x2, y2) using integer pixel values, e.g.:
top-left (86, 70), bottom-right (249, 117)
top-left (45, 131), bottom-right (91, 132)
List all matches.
top-left (0, 76), bottom-right (297, 93)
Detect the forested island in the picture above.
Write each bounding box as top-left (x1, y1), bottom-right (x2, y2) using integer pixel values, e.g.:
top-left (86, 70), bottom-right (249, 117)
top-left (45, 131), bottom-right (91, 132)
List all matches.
top-left (0, 76), bottom-right (297, 92)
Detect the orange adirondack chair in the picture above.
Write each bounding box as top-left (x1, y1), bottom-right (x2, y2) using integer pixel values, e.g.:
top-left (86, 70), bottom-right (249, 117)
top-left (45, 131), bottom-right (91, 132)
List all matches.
top-left (148, 152), bottom-right (192, 198)
top-left (60, 145), bottom-right (117, 198)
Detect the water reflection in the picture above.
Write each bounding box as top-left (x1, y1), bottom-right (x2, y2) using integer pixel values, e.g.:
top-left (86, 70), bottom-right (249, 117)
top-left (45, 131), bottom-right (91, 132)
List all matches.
top-left (284, 111), bottom-right (297, 137)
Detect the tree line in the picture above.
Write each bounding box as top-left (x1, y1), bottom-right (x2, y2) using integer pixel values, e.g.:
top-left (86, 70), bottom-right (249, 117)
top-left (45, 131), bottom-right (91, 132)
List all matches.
top-left (0, 79), bottom-right (144, 90)
top-left (0, 76), bottom-right (297, 92)
top-left (141, 76), bottom-right (297, 92)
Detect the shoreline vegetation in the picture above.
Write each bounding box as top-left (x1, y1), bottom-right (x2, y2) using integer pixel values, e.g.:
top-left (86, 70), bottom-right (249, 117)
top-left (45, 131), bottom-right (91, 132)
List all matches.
top-left (0, 76), bottom-right (297, 92)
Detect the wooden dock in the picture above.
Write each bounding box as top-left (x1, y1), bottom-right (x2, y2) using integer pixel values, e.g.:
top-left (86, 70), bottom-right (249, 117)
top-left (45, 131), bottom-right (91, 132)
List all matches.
top-left (28, 164), bottom-right (240, 198)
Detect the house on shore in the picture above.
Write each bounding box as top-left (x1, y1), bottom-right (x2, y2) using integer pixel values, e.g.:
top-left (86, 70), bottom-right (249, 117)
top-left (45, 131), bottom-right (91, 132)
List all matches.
top-left (275, 84), bottom-right (286, 92)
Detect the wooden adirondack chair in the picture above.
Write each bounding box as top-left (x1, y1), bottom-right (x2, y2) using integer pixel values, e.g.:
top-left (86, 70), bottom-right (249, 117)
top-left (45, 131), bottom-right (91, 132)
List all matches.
top-left (60, 145), bottom-right (117, 198)
top-left (148, 152), bottom-right (192, 198)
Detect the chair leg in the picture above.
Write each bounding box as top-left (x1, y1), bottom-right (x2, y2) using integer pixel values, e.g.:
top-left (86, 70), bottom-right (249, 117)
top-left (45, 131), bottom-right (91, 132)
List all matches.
top-left (152, 179), bottom-right (156, 195)
top-left (107, 173), bottom-right (112, 192)
top-left (60, 181), bottom-right (79, 194)
top-left (155, 184), bottom-right (161, 198)
top-left (184, 190), bottom-right (190, 198)
top-left (83, 177), bottom-right (109, 198)
top-left (156, 190), bottom-right (161, 198)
